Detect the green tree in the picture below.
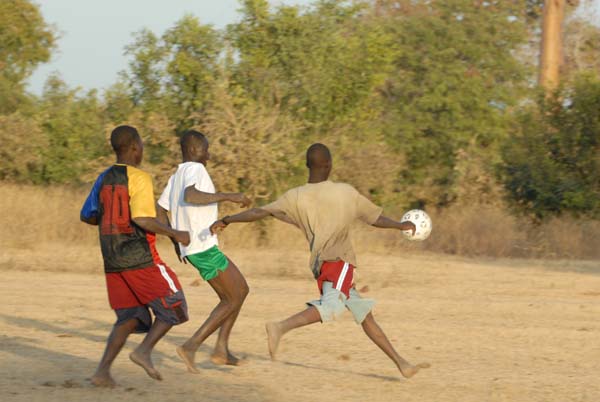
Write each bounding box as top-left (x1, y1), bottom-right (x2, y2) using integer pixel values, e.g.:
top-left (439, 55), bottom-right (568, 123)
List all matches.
top-left (36, 75), bottom-right (108, 183)
top-left (123, 29), bottom-right (165, 113)
top-left (163, 14), bottom-right (221, 131)
top-left (229, 0), bottom-right (396, 129)
top-left (123, 16), bottom-right (221, 132)
top-left (0, 113), bottom-right (46, 181)
top-left (381, 0), bottom-right (530, 206)
top-left (0, 0), bottom-right (56, 114)
top-left (500, 74), bottom-right (600, 218)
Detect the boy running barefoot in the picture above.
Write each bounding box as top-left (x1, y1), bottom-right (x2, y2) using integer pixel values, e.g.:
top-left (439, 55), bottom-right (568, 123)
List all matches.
top-left (157, 130), bottom-right (251, 372)
top-left (80, 125), bottom-right (190, 387)
top-left (210, 143), bottom-right (430, 379)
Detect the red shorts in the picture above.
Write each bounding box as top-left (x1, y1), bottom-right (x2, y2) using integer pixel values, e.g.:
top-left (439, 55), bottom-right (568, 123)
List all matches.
top-left (106, 263), bottom-right (183, 309)
top-left (317, 260), bottom-right (354, 298)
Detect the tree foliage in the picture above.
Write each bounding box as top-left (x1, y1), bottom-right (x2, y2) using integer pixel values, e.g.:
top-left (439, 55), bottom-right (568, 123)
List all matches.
top-left (500, 74), bottom-right (600, 218)
top-left (1, 0), bottom-right (598, 220)
top-left (0, 0), bottom-right (56, 113)
top-left (380, 0), bottom-right (529, 206)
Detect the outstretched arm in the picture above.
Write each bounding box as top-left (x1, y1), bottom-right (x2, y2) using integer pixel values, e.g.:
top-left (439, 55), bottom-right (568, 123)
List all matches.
top-left (184, 186), bottom-right (251, 207)
top-left (133, 217), bottom-right (191, 246)
top-left (372, 215), bottom-right (416, 235)
top-left (209, 208), bottom-right (273, 234)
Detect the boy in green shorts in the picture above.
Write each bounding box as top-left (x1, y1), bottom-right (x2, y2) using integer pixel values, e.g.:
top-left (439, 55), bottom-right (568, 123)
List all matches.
top-left (157, 130), bottom-right (251, 370)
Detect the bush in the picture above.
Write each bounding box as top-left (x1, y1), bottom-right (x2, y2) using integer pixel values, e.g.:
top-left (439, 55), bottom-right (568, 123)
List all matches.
top-left (500, 74), bottom-right (600, 219)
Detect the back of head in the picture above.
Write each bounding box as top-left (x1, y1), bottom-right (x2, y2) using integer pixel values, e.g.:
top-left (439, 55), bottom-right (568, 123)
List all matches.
top-left (180, 130), bottom-right (207, 155)
top-left (306, 143), bottom-right (332, 169)
top-left (110, 125), bottom-right (140, 155)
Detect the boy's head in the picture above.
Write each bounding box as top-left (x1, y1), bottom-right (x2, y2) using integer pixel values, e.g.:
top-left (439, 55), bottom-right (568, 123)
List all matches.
top-left (181, 130), bottom-right (210, 165)
top-left (110, 125), bottom-right (143, 166)
top-left (306, 143), bottom-right (332, 177)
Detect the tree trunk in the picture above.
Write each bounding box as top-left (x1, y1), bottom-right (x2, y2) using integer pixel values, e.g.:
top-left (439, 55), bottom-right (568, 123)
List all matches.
top-left (539, 0), bottom-right (566, 89)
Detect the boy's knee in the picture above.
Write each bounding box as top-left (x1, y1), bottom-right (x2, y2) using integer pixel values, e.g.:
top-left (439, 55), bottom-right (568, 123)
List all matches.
top-left (228, 286), bottom-right (248, 309)
top-left (240, 282), bottom-right (249, 299)
top-left (312, 297), bottom-right (345, 323)
top-left (219, 299), bottom-right (237, 315)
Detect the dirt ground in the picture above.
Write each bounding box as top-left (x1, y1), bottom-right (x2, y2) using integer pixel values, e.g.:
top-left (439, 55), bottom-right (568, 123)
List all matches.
top-left (1, 244), bottom-right (600, 402)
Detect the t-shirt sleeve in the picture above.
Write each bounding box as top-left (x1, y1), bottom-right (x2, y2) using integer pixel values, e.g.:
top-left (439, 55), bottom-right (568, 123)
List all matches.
top-left (80, 168), bottom-right (109, 220)
top-left (261, 190), bottom-right (294, 216)
top-left (356, 192), bottom-right (383, 225)
top-left (183, 164), bottom-right (206, 191)
top-left (128, 168), bottom-right (157, 218)
top-left (157, 176), bottom-right (173, 211)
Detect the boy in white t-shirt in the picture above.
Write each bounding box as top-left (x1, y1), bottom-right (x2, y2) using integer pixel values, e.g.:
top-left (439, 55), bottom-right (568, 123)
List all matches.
top-left (157, 130), bottom-right (251, 371)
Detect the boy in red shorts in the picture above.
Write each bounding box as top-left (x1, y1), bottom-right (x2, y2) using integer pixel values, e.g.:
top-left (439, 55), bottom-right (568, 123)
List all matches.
top-left (210, 143), bottom-right (430, 379)
top-left (80, 125), bottom-right (190, 387)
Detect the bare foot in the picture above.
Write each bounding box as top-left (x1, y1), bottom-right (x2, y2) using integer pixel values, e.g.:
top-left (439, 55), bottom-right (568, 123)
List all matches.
top-left (176, 345), bottom-right (200, 374)
top-left (90, 373), bottom-right (116, 388)
top-left (265, 322), bottom-right (282, 360)
top-left (400, 362), bottom-right (431, 379)
top-left (210, 351), bottom-right (247, 366)
top-left (129, 351), bottom-right (162, 381)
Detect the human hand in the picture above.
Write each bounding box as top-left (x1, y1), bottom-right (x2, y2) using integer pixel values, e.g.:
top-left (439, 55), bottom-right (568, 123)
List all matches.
top-left (172, 240), bottom-right (186, 264)
top-left (228, 193), bottom-right (251, 208)
top-left (400, 221), bottom-right (416, 236)
top-left (174, 230), bottom-right (191, 246)
top-left (210, 220), bottom-right (228, 235)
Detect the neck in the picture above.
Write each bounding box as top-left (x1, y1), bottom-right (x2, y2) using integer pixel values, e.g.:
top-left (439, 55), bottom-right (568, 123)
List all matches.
top-left (182, 153), bottom-right (203, 164)
top-left (116, 155), bottom-right (137, 166)
top-left (308, 169), bottom-right (329, 183)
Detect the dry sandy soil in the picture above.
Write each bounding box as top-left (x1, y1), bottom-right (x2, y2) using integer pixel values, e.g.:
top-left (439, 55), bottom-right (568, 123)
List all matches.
top-left (1, 244), bottom-right (599, 402)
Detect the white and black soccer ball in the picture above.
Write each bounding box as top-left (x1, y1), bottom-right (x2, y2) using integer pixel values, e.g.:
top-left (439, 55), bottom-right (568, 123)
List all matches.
top-left (400, 209), bottom-right (432, 241)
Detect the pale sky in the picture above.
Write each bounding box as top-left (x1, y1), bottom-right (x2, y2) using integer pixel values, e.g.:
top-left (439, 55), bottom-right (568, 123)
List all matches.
top-left (28, 0), bottom-right (314, 94)
top-left (28, 0), bottom-right (600, 95)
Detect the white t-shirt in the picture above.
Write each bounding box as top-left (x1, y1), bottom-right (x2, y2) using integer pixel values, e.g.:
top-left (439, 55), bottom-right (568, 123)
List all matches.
top-left (158, 162), bottom-right (219, 256)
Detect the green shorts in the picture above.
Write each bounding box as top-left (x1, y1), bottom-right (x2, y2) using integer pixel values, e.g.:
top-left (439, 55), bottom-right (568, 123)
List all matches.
top-left (186, 246), bottom-right (229, 281)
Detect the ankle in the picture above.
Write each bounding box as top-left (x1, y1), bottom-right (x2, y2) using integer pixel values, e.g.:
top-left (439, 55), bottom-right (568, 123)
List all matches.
top-left (183, 341), bottom-right (197, 352)
top-left (93, 368), bottom-right (110, 377)
top-left (212, 345), bottom-right (228, 355)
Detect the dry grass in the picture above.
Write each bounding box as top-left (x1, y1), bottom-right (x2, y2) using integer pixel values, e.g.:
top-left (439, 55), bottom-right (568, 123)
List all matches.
top-left (0, 183), bottom-right (598, 260)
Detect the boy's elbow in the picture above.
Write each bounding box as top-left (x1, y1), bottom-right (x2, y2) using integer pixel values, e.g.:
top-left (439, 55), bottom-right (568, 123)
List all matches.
top-left (184, 186), bottom-right (200, 204)
top-left (80, 214), bottom-right (98, 225)
top-left (183, 187), bottom-right (192, 203)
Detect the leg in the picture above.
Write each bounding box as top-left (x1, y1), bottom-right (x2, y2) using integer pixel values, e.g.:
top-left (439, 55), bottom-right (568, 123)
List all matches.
top-left (211, 262), bottom-right (250, 365)
top-left (266, 306), bottom-right (321, 360)
top-left (129, 319), bottom-right (173, 381)
top-left (361, 312), bottom-right (430, 378)
top-left (91, 318), bottom-right (139, 387)
top-left (176, 262), bottom-right (247, 372)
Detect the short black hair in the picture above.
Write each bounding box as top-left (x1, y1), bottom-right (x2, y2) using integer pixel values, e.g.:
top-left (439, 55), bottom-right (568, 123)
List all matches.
top-left (110, 125), bottom-right (140, 154)
top-left (180, 130), bottom-right (207, 154)
top-left (306, 143), bottom-right (331, 168)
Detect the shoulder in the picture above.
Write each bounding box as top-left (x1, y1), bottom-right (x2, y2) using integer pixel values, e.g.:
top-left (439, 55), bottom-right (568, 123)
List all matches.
top-left (126, 166), bottom-right (153, 190)
top-left (283, 186), bottom-right (303, 199)
top-left (185, 162), bottom-right (208, 173)
top-left (126, 165), bottom-right (151, 181)
top-left (330, 181), bottom-right (359, 195)
top-left (182, 162), bottom-right (210, 178)
top-left (94, 166), bottom-right (112, 185)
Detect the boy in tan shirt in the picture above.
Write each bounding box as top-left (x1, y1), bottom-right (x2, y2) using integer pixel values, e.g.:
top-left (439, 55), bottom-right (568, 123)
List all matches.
top-left (210, 143), bottom-right (430, 378)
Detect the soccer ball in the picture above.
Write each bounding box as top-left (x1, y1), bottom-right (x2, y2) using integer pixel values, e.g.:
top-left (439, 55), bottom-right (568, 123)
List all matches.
top-left (401, 209), bottom-right (432, 241)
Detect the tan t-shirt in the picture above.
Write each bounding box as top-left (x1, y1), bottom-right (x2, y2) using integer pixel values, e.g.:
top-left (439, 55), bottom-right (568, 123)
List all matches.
top-left (261, 181), bottom-right (383, 278)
